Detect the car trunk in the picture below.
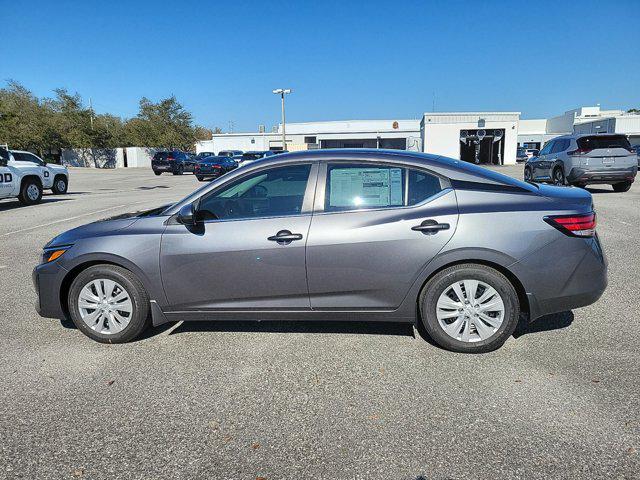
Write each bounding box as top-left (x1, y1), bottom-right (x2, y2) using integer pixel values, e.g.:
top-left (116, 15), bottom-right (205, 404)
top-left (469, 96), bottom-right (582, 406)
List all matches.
top-left (537, 184), bottom-right (594, 212)
top-left (574, 135), bottom-right (636, 169)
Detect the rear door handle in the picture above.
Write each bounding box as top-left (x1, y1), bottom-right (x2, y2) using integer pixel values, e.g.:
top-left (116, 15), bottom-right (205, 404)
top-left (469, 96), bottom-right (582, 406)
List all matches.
top-left (268, 230), bottom-right (303, 244)
top-left (411, 220), bottom-right (450, 235)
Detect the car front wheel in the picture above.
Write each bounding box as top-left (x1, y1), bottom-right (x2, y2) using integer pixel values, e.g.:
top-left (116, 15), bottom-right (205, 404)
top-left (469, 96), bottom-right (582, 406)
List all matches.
top-left (52, 175), bottom-right (68, 194)
top-left (523, 166), bottom-right (533, 182)
top-left (68, 265), bottom-right (150, 343)
top-left (419, 264), bottom-right (520, 353)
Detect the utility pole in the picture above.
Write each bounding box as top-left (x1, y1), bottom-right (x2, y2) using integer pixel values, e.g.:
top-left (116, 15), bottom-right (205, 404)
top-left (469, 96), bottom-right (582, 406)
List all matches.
top-left (89, 97), bottom-right (94, 130)
top-left (272, 89), bottom-right (292, 150)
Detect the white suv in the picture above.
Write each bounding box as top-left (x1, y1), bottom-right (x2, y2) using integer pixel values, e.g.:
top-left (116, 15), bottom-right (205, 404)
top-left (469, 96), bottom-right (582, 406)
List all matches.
top-left (524, 134), bottom-right (637, 192)
top-left (0, 147), bottom-right (46, 205)
top-left (10, 150), bottom-right (69, 194)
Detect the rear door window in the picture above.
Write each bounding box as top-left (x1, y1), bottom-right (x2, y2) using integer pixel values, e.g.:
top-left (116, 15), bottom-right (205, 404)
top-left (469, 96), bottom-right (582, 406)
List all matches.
top-left (551, 140), bottom-right (568, 153)
top-left (325, 164), bottom-right (404, 211)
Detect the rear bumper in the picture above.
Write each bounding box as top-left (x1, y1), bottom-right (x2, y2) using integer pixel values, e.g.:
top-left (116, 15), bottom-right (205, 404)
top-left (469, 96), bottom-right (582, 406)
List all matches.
top-left (511, 234), bottom-right (608, 321)
top-left (152, 164), bottom-right (174, 172)
top-left (196, 169), bottom-right (224, 178)
top-left (567, 166), bottom-right (637, 184)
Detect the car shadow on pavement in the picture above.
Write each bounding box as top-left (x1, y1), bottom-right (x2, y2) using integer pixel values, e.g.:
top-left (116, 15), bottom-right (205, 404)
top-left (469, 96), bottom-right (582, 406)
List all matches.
top-left (0, 197), bottom-right (72, 212)
top-left (585, 187), bottom-right (615, 194)
top-left (166, 320), bottom-right (415, 337)
top-left (512, 311), bottom-right (574, 338)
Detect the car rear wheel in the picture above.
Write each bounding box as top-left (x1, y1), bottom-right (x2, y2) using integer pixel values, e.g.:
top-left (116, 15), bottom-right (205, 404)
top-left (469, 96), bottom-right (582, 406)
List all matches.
top-left (612, 181), bottom-right (632, 192)
top-left (523, 166), bottom-right (533, 182)
top-left (154, 170), bottom-right (162, 176)
top-left (552, 167), bottom-right (565, 186)
top-left (52, 175), bottom-right (68, 194)
top-left (68, 265), bottom-right (150, 343)
top-left (18, 178), bottom-right (43, 205)
top-left (196, 175), bottom-right (205, 181)
top-left (419, 264), bottom-right (520, 353)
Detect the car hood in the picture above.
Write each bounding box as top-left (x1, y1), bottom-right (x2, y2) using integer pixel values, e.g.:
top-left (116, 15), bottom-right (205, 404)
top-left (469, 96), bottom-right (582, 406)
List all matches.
top-left (45, 203), bottom-right (173, 248)
top-left (46, 163), bottom-right (67, 172)
top-left (45, 217), bottom-right (139, 248)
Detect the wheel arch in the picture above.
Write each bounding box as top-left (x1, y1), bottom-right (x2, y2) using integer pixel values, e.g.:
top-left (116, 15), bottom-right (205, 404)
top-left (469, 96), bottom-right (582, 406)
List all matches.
top-left (20, 174), bottom-right (43, 188)
top-left (59, 254), bottom-right (158, 320)
top-left (413, 257), bottom-right (529, 321)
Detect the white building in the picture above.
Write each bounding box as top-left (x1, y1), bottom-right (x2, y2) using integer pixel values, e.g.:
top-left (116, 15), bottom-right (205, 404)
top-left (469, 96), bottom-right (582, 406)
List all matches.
top-left (517, 105), bottom-right (635, 150)
top-left (196, 105), bottom-right (639, 168)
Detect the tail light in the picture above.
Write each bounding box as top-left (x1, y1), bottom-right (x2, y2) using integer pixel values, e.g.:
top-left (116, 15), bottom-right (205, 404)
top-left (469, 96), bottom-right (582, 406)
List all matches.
top-left (167, 156), bottom-right (175, 162)
top-left (544, 212), bottom-right (596, 237)
top-left (213, 165), bottom-right (221, 169)
top-left (567, 148), bottom-right (592, 156)
top-left (194, 164), bottom-right (200, 170)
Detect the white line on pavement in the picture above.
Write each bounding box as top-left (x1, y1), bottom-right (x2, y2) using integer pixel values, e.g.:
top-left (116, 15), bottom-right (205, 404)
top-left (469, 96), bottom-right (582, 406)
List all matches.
top-left (0, 204), bottom-right (127, 237)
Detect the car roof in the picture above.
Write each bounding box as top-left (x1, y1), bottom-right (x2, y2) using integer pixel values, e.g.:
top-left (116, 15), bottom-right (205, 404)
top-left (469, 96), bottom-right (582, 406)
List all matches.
top-left (165, 149), bottom-right (538, 215)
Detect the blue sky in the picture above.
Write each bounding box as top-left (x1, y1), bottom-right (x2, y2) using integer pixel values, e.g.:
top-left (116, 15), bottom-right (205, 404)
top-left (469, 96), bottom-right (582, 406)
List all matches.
top-left (2, 0), bottom-right (639, 131)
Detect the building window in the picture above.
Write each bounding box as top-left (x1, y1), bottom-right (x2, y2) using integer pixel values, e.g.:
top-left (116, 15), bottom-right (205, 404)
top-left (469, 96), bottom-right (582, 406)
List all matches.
top-left (304, 136), bottom-right (317, 144)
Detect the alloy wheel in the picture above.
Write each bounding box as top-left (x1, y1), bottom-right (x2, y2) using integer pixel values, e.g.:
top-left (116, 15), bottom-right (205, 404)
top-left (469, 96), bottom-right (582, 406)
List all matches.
top-left (436, 279), bottom-right (505, 342)
top-left (27, 184), bottom-right (40, 201)
top-left (553, 168), bottom-right (564, 185)
top-left (77, 279), bottom-right (133, 334)
top-left (56, 179), bottom-right (66, 191)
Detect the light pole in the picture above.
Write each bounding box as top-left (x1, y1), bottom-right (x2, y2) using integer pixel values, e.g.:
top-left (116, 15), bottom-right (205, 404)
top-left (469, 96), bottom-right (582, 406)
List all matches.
top-left (272, 88), bottom-right (291, 151)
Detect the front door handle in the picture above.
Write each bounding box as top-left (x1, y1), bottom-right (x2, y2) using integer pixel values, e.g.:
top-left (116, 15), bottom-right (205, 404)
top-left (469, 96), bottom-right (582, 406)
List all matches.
top-left (267, 230), bottom-right (303, 245)
top-left (411, 220), bottom-right (450, 235)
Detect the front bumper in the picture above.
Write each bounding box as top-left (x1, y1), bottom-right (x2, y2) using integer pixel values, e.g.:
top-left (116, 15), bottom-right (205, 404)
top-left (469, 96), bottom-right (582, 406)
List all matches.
top-left (32, 261), bottom-right (68, 319)
top-left (567, 166), bottom-right (637, 184)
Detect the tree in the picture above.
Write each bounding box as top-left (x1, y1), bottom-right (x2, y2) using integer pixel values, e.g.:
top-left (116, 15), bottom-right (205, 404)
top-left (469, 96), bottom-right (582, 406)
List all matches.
top-left (628, 108), bottom-right (639, 114)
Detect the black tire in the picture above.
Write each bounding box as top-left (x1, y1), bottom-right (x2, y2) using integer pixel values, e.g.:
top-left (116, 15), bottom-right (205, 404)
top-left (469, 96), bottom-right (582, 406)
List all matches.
top-left (612, 181), bottom-right (632, 192)
top-left (196, 175), bottom-right (205, 181)
top-left (52, 175), bottom-right (68, 195)
top-left (68, 265), bottom-right (150, 344)
top-left (552, 166), bottom-right (565, 186)
top-left (154, 170), bottom-right (162, 176)
top-left (419, 264), bottom-right (520, 353)
top-left (18, 178), bottom-right (43, 205)
top-left (523, 166), bottom-right (533, 182)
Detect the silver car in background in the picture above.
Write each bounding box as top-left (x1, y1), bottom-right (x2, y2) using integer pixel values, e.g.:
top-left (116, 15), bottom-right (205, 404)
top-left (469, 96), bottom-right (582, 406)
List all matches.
top-left (524, 133), bottom-right (637, 191)
top-left (33, 149), bottom-right (607, 353)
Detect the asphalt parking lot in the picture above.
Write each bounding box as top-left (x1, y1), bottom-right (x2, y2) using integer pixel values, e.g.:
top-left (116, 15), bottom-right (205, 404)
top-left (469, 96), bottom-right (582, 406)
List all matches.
top-left (1, 165), bottom-right (638, 479)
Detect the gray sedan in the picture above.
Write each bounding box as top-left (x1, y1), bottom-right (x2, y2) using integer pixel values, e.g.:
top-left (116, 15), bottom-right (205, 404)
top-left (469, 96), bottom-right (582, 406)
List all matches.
top-left (33, 149), bottom-right (607, 353)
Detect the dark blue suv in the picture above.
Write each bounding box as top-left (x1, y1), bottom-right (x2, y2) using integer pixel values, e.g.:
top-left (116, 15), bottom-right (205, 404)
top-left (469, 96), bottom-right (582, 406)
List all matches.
top-left (151, 151), bottom-right (197, 175)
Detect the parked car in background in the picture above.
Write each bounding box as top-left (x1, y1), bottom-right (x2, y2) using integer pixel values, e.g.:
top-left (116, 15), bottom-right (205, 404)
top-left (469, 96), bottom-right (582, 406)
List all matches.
top-left (195, 152), bottom-right (217, 160)
top-left (34, 149), bottom-right (607, 353)
top-left (10, 150), bottom-right (69, 194)
top-left (526, 148), bottom-right (539, 159)
top-left (0, 147), bottom-right (46, 205)
top-left (633, 144), bottom-right (640, 166)
top-left (238, 150), bottom-right (277, 167)
top-left (218, 150), bottom-right (243, 159)
top-left (516, 148), bottom-right (528, 163)
top-left (151, 151), bottom-right (197, 175)
top-left (524, 134), bottom-right (637, 191)
top-left (194, 155), bottom-right (238, 181)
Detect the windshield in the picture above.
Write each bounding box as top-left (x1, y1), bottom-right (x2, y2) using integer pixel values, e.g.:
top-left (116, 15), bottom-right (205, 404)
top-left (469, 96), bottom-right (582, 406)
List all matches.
top-left (242, 153), bottom-right (264, 161)
top-left (578, 135), bottom-right (631, 150)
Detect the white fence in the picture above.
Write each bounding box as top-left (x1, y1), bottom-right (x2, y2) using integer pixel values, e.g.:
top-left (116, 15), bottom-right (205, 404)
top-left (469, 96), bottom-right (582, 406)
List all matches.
top-left (62, 147), bottom-right (165, 168)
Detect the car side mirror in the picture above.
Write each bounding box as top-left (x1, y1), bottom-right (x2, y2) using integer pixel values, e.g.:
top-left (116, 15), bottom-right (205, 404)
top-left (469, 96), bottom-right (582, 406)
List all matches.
top-left (177, 203), bottom-right (198, 226)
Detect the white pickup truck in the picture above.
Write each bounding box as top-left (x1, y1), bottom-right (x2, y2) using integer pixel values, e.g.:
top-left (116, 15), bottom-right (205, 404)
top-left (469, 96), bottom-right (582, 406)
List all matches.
top-left (0, 147), bottom-right (47, 205)
top-left (10, 150), bottom-right (69, 194)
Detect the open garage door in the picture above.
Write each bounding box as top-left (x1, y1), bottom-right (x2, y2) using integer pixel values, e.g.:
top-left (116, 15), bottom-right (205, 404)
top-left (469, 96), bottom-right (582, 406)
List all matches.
top-left (459, 129), bottom-right (505, 165)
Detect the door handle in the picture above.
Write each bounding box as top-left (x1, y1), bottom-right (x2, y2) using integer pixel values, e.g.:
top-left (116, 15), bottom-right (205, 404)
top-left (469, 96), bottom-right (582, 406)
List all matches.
top-left (267, 230), bottom-right (303, 244)
top-left (411, 220), bottom-right (450, 235)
